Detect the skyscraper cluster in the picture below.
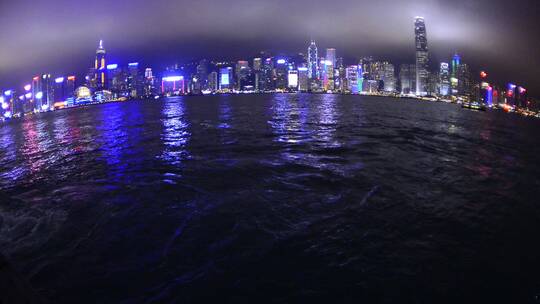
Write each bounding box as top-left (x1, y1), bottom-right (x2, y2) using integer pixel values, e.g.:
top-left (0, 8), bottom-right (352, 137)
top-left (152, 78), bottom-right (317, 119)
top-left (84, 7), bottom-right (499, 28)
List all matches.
top-left (0, 17), bottom-right (537, 121)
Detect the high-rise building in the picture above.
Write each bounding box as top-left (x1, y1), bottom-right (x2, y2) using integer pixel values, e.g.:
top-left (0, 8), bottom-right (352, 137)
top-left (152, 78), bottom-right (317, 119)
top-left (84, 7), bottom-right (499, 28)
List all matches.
top-left (346, 65), bottom-right (360, 94)
top-left (235, 60), bottom-right (251, 90)
top-left (427, 72), bottom-right (439, 96)
top-left (288, 70), bottom-right (299, 90)
top-left (66, 76), bottom-right (76, 103)
top-left (275, 59), bottom-right (288, 90)
top-left (450, 53), bottom-right (461, 95)
top-left (382, 62), bottom-right (396, 93)
top-left (326, 48), bottom-right (336, 67)
top-left (253, 58), bottom-right (262, 91)
top-left (308, 40), bottom-right (318, 80)
top-left (94, 40), bottom-right (107, 90)
top-left (219, 67), bottom-right (234, 91)
top-left (196, 59), bottom-right (209, 90)
top-left (259, 58), bottom-right (274, 91)
top-left (31, 76), bottom-right (42, 111)
top-left (439, 62), bottom-right (450, 96)
top-left (208, 71), bottom-right (218, 92)
top-left (144, 68), bottom-right (156, 96)
top-left (127, 63), bottom-right (142, 98)
top-left (457, 63), bottom-right (472, 97)
top-left (399, 64), bottom-right (416, 95)
top-left (415, 17), bottom-right (429, 96)
top-left (298, 67), bottom-right (309, 92)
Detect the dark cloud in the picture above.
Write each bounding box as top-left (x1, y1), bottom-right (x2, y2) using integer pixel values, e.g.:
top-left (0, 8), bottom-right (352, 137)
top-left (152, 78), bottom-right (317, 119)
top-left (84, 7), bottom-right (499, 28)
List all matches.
top-left (0, 0), bottom-right (538, 94)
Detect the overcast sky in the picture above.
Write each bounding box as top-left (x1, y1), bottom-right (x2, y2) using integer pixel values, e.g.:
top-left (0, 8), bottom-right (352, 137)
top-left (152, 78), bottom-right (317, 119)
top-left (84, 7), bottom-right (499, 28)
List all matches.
top-left (0, 0), bottom-right (538, 94)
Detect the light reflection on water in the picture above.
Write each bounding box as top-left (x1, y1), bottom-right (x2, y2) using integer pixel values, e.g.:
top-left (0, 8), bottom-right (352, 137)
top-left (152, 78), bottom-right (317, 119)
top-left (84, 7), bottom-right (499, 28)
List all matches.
top-left (160, 97), bottom-right (191, 167)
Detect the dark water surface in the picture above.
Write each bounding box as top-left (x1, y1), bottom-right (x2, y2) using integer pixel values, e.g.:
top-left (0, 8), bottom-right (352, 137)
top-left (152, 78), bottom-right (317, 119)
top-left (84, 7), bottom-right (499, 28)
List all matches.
top-left (1, 94), bottom-right (540, 303)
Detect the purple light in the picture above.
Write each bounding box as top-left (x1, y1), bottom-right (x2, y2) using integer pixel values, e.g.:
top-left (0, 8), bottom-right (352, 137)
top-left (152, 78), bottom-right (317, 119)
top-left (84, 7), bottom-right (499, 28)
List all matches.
top-left (35, 92), bottom-right (43, 99)
top-left (24, 84), bottom-right (31, 91)
top-left (55, 77), bottom-right (65, 83)
top-left (3, 90), bottom-right (12, 96)
top-left (25, 92), bottom-right (32, 99)
top-left (107, 64), bottom-right (118, 70)
top-left (128, 62), bottom-right (139, 67)
top-left (277, 59), bottom-right (286, 64)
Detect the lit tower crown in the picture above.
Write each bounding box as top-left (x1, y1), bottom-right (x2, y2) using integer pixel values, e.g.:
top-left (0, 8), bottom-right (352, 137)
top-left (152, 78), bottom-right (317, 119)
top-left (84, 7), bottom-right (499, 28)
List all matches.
top-left (95, 40), bottom-right (107, 89)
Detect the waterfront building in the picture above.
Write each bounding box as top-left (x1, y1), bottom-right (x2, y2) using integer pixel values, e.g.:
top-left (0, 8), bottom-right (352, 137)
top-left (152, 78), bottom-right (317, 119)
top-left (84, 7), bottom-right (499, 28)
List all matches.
top-left (415, 17), bottom-right (429, 96)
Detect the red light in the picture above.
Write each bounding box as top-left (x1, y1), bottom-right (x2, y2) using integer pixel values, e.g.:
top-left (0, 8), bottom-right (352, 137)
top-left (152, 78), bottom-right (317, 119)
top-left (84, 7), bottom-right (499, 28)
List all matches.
top-left (68, 76), bottom-right (76, 81)
top-left (33, 76), bottom-right (39, 81)
top-left (480, 71), bottom-right (488, 79)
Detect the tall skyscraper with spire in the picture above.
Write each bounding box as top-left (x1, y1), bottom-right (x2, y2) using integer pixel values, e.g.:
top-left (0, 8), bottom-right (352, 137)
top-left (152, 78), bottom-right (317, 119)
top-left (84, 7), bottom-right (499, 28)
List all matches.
top-left (414, 17), bottom-right (429, 96)
top-left (308, 40), bottom-right (318, 80)
top-left (95, 40), bottom-right (107, 89)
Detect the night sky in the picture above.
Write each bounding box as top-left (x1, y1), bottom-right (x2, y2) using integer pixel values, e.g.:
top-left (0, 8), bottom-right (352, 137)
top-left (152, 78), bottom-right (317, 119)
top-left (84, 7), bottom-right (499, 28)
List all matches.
top-left (0, 0), bottom-right (538, 94)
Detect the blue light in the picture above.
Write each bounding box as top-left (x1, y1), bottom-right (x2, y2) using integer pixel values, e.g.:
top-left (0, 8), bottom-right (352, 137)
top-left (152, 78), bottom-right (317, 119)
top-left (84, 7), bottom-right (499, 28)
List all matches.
top-left (128, 62), bottom-right (139, 67)
top-left (277, 59), bottom-right (286, 64)
top-left (107, 64), bottom-right (118, 70)
top-left (4, 90), bottom-right (12, 96)
top-left (35, 92), bottom-right (44, 99)
top-left (55, 77), bottom-right (65, 83)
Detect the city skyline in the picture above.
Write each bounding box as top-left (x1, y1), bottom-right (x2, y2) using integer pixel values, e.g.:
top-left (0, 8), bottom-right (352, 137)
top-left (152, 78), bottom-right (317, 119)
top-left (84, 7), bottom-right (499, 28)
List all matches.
top-left (0, 0), bottom-right (539, 94)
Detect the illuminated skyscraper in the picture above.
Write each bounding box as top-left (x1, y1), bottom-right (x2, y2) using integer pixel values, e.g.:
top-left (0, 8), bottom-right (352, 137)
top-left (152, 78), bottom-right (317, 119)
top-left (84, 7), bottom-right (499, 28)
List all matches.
top-left (457, 63), bottom-right (472, 97)
top-left (308, 40), bottom-right (318, 80)
top-left (235, 60), bottom-right (251, 90)
top-left (94, 40), bottom-right (107, 89)
top-left (415, 17), bottom-right (429, 96)
top-left (439, 62), bottom-right (450, 96)
top-left (450, 53), bottom-right (461, 95)
top-left (346, 65), bottom-right (360, 94)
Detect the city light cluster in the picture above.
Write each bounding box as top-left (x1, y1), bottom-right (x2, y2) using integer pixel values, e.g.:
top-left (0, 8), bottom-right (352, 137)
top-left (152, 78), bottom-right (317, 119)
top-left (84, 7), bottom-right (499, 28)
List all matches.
top-left (0, 18), bottom-right (538, 121)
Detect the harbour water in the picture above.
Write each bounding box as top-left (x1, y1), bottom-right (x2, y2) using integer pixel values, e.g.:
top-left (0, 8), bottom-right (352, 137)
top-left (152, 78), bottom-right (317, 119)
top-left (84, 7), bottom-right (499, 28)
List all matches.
top-left (1, 94), bottom-right (540, 303)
